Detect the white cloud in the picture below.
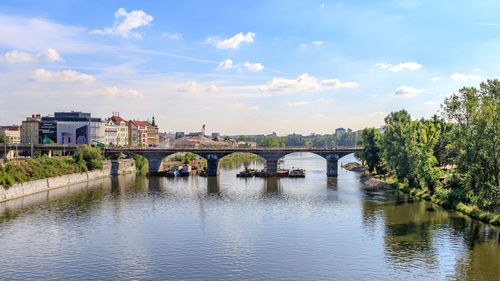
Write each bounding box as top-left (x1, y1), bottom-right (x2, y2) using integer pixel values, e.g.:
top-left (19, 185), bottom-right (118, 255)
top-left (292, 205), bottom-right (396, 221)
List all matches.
top-left (217, 59), bottom-right (234, 70)
top-left (301, 40), bottom-right (324, 48)
top-left (30, 68), bottom-right (95, 83)
top-left (1, 48), bottom-right (63, 64)
top-left (90, 8), bottom-right (153, 38)
top-left (394, 86), bottom-right (421, 98)
top-left (214, 32), bottom-right (255, 49)
top-left (244, 61), bottom-right (264, 72)
top-left (287, 101), bottom-right (309, 107)
top-left (262, 73), bottom-right (358, 93)
top-left (225, 102), bottom-right (246, 109)
top-left (369, 111), bottom-right (387, 118)
top-left (450, 72), bottom-right (481, 80)
top-left (373, 61), bottom-right (422, 72)
top-left (161, 32), bottom-right (182, 39)
top-left (248, 106), bottom-right (260, 111)
top-left (176, 80), bottom-right (217, 94)
top-left (104, 86), bottom-right (143, 99)
top-left (424, 101), bottom-right (437, 106)
top-left (431, 76), bottom-right (441, 82)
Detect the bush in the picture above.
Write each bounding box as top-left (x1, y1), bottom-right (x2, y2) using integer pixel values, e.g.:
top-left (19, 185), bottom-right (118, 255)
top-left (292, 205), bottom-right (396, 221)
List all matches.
top-left (131, 153), bottom-right (148, 175)
top-left (73, 146), bottom-right (103, 171)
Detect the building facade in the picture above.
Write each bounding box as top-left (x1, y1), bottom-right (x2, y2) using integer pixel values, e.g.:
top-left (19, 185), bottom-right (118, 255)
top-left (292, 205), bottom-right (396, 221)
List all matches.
top-left (147, 125), bottom-right (159, 147)
top-left (39, 112), bottom-right (105, 145)
top-left (105, 120), bottom-right (118, 146)
top-left (109, 115), bottom-right (129, 146)
top-left (21, 114), bottom-right (41, 144)
top-left (0, 126), bottom-right (21, 144)
top-left (335, 128), bottom-right (346, 136)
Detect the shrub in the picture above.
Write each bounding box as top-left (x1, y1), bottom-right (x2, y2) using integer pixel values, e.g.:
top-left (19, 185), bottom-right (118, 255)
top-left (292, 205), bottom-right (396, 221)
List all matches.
top-left (131, 153), bottom-right (148, 175)
top-left (73, 146), bottom-right (103, 171)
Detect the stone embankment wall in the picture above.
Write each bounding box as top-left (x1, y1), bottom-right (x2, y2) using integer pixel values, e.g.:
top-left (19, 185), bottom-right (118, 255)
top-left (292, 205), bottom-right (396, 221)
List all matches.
top-left (0, 159), bottom-right (136, 202)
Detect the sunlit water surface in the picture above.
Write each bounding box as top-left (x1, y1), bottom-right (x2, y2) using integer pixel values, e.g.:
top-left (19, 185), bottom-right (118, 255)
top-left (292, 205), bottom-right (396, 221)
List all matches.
top-left (0, 153), bottom-right (499, 280)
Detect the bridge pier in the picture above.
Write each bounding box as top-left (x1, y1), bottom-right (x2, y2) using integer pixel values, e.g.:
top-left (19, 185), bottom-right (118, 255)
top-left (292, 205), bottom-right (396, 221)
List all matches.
top-left (206, 157), bottom-right (220, 177)
top-left (317, 153), bottom-right (340, 177)
top-left (137, 152), bottom-right (172, 174)
top-left (197, 153), bottom-right (231, 177)
top-left (255, 151), bottom-right (288, 173)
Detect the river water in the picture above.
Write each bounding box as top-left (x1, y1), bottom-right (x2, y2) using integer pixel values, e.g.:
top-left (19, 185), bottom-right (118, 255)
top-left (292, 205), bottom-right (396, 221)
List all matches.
top-left (0, 153), bottom-right (498, 281)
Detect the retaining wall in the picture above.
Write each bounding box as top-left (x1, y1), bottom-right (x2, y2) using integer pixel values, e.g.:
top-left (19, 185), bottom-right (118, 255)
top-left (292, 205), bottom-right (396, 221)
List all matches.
top-left (0, 159), bottom-right (136, 202)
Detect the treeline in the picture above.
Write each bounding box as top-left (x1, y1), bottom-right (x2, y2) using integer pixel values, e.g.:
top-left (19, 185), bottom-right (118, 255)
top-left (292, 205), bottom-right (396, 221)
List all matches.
top-left (357, 79), bottom-right (500, 216)
top-left (237, 132), bottom-right (360, 147)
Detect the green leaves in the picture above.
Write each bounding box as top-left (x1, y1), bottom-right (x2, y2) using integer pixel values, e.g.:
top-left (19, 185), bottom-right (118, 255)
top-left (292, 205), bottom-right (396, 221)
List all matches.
top-left (442, 79), bottom-right (500, 209)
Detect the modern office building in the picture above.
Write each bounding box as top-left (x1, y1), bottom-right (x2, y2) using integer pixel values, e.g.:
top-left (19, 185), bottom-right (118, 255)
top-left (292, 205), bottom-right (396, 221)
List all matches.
top-left (39, 112), bottom-right (105, 144)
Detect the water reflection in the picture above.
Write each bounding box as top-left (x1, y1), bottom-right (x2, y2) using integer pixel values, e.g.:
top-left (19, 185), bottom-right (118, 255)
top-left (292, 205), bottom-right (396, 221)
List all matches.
top-left (207, 176), bottom-right (220, 195)
top-left (0, 155), bottom-right (499, 280)
top-left (264, 178), bottom-right (281, 195)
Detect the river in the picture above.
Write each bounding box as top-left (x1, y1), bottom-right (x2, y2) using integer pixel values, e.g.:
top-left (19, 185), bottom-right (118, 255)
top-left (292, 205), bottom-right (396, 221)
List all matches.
top-left (0, 153), bottom-right (498, 280)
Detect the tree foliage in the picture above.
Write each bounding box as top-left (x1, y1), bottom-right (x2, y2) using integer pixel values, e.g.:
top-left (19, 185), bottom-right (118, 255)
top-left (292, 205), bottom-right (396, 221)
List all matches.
top-left (442, 79), bottom-right (500, 208)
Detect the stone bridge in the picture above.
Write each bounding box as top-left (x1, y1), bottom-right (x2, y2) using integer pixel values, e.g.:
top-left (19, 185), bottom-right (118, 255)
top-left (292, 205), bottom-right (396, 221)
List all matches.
top-left (104, 147), bottom-right (363, 177)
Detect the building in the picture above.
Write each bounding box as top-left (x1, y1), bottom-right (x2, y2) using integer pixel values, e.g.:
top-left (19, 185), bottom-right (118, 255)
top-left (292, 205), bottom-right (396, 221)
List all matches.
top-left (108, 114), bottom-right (129, 146)
top-left (105, 120), bottom-right (118, 146)
top-left (335, 128), bottom-right (346, 136)
top-left (21, 114), bottom-right (41, 144)
top-left (128, 121), bottom-right (139, 147)
top-left (129, 121), bottom-right (148, 146)
top-left (128, 120), bottom-right (158, 147)
top-left (39, 112), bottom-right (106, 145)
top-left (147, 124), bottom-right (159, 147)
top-left (175, 132), bottom-right (185, 139)
top-left (0, 126), bottom-right (21, 144)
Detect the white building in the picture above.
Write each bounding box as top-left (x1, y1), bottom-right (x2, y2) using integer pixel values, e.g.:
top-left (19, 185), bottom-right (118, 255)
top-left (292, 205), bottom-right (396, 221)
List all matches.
top-left (108, 114), bottom-right (129, 146)
top-left (56, 121), bottom-right (106, 145)
top-left (105, 120), bottom-right (118, 145)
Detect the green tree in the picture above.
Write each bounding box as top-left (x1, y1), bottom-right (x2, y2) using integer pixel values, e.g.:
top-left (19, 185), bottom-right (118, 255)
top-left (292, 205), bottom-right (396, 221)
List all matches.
top-left (442, 79), bottom-right (500, 208)
top-left (73, 146), bottom-right (104, 171)
top-left (359, 128), bottom-right (383, 173)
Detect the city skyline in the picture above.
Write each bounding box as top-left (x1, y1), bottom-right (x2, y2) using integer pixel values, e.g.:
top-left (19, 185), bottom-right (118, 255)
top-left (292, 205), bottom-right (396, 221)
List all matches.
top-left (0, 1), bottom-right (497, 134)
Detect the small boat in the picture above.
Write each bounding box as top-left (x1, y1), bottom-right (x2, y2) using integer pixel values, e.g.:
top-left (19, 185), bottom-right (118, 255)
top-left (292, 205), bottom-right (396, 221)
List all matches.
top-left (289, 168), bottom-right (306, 178)
top-left (179, 165), bottom-right (192, 177)
top-left (237, 168), bottom-right (255, 177)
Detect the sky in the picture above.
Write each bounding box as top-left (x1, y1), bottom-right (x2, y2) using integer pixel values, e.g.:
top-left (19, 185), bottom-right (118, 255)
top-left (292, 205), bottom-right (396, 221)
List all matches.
top-left (0, 0), bottom-right (498, 135)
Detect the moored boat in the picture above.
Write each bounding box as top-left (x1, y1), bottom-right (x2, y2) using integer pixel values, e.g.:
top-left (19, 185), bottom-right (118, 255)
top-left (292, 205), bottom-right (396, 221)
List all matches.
top-left (289, 168), bottom-right (306, 178)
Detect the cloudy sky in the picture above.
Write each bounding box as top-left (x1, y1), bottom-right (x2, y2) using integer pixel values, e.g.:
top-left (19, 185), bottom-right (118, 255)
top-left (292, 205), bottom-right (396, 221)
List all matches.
top-left (0, 0), bottom-right (496, 134)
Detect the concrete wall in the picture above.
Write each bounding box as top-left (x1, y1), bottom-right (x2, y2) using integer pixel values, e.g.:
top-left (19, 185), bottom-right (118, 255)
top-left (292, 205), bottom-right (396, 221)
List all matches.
top-left (0, 159), bottom-right (136, 202)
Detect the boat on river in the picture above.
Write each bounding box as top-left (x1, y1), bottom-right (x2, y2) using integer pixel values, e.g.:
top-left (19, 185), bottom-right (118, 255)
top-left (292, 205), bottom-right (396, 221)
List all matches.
top-left (289, 168), bottom-right (306, 178)
top-left (237, 168), bottom-right (256, 177)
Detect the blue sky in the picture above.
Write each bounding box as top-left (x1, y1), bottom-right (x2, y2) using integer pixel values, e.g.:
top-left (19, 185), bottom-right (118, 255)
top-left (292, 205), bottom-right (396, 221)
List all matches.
top-left (0, 0), bottom-right (497, 134)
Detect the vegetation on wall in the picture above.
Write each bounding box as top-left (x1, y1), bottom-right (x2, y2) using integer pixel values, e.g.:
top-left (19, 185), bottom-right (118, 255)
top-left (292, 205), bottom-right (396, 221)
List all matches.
top-left (0, 146), bottom-right (104, 188)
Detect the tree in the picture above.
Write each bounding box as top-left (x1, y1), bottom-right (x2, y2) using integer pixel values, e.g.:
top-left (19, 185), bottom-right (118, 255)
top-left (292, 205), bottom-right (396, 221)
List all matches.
top-left (0, 134), bottom-right (9, 144)
top-left (359, 128), bottom-right (382, 173)
top-left (73, 146), bottom-right (104, 171)
top-left (442, 79), bottom-right (500, 208)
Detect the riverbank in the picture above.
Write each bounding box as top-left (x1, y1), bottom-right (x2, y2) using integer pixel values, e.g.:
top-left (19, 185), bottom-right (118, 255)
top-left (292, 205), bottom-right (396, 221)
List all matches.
top-left (343, 162), bottom-right (500, 226)
top-left (342, 162), bottom-right (392, 190)
top-left (0, 159), bottom-right (135, 202)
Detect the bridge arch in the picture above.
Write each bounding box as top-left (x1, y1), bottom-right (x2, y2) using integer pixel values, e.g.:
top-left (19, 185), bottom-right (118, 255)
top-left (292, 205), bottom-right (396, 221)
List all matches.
top-left (266, 151), bottom-right (356, 177)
